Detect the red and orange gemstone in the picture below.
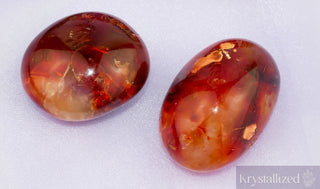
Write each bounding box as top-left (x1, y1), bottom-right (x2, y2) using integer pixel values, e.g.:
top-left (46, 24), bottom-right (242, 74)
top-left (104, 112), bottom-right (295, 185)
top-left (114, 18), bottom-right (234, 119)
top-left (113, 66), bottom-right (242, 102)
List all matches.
top-left (21, 12), bottom-right (149, 121)
top-left (160, 39), bottom-right (280, 171)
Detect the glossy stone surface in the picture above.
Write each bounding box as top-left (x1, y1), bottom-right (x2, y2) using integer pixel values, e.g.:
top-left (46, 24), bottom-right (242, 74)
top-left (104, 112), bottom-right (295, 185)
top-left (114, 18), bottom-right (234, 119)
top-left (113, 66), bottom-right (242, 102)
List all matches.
top-left (21, 12), bottom-right (149, 121)
top-left (160, 39), bottom-right (280, 171)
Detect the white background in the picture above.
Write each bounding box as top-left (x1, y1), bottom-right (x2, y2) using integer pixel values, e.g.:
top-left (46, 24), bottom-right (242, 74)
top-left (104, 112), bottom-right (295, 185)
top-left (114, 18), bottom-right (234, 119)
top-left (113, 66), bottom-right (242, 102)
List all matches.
top-left (1, 0), bottom-right (319, 188)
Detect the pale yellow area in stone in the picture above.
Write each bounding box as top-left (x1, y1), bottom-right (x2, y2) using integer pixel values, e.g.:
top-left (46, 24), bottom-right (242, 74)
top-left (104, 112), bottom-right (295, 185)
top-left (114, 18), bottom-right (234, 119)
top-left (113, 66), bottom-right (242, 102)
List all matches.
top-left (261, 92), bottom-right (277, 116)
top-left (30, 48), bottom-right (138, 121)
top-left (191, 42), bottom-right (236, 74)
top-left (211, 78), bottom-right (227, 85)
top-left (98, 48), bottom-right (138, 95)
top-left (219, 42), bottom-right (235, 50)
top-left (174, 68), bottom-right (258, 170)
top-left (220, 42), bottom-right (235, 60)
top-left (242, 123), bottom-right (257, 140)
top-left (169, 144), bottom-right (177, 151)
top-left (31, 49), bottom-right (92, 121)
top-left (191, 50), bottom-right (223, 73)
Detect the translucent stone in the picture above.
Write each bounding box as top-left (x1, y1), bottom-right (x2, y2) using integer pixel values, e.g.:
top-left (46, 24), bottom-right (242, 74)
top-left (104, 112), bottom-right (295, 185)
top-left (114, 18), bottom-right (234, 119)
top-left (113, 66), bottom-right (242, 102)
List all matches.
top-left (21, 12), bottom-right (149, 121)
top-left (160, 39), bottom-right (280, 171)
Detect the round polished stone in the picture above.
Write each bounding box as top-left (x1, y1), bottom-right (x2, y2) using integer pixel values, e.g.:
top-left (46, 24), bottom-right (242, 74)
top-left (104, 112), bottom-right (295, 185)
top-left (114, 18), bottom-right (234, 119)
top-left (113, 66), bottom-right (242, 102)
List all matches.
top-left (160, 39), bottom-right (280, 172)
top-left (21, 12), bottom-right (149, 121)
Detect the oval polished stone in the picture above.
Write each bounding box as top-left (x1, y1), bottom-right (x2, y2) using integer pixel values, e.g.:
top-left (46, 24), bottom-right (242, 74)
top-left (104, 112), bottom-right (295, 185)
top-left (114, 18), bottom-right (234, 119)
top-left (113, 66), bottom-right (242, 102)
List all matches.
top-left (160, 39), bottom-right (280, 171)
top-left (21, 12), bottom-right (149, 121)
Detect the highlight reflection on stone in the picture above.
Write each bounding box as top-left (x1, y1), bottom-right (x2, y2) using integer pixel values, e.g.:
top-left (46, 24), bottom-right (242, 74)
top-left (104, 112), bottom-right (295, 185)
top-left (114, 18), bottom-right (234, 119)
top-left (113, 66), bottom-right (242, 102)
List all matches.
top-left (160, 39), bottom-right (280, 172)
top-left (21, 12), bottom-right (149, 121)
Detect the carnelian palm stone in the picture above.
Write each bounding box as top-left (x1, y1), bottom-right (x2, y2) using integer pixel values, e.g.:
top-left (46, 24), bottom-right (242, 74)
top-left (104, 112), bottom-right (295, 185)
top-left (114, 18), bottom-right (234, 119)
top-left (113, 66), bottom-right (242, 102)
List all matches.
top-left (21, 12), bottom-right (149, 121)
top-left (160, 39), bottom-right (280, 171)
